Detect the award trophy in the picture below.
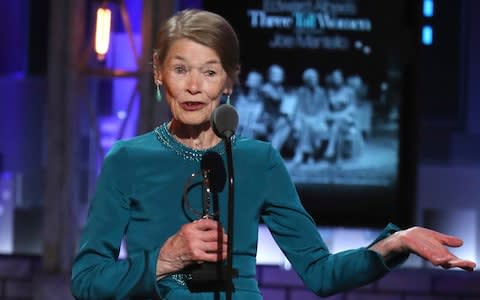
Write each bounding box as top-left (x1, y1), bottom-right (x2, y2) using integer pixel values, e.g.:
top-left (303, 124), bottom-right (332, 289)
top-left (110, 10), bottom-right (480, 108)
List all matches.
top-left (182, 151), bottom-right (236, 292)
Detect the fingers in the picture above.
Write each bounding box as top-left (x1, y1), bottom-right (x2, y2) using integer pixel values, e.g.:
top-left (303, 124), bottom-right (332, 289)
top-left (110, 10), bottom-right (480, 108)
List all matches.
top-left (425, 228), bottom-right (465, 248)
top-left (395, 227), bottom-right (476, 272)
top-left (173, 220), bottom-right (228, 262)
top-left (439, 258), bottom-right (476, 271)
top-left (189, 220), bottom-right (228, 261)
top-left (439, 235), bottom-right (464, 248)
top-left (417, 248), bottom-right (476, 272)
top-left (190, 218), bottom-right (225, 234)
top-left (199, 241), bottom-right (228, 261)
top-left (185, 219), bottom-right (228, 243)
top-left (405, 227), bottom-right (464, 252)
top-left (192, 218), bottom-right (222, 230)
top-left (202, 251), bottom-right (228, 261)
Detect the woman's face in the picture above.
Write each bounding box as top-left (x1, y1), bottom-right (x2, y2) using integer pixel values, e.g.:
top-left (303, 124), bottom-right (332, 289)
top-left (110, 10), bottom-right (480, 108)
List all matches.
top-left (157, 38), bottom-right (232, 126)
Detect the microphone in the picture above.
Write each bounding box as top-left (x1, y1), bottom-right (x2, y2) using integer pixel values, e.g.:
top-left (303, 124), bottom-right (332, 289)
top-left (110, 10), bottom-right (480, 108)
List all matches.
top-left (210, 104), bottom-right (239, 139)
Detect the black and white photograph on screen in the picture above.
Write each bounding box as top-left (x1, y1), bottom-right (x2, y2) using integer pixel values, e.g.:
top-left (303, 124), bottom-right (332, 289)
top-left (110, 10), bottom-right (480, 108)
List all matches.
top-left (206, 0), bottom-right (408, 188)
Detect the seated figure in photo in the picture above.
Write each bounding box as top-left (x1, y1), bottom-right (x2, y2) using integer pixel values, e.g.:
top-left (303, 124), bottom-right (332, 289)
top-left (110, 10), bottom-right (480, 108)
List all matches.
top-left (260, 64), bottom-right (294, 151)
top-left (292, 68), bottom-right (330, 164)
top-left (325, 69), bottom-right (364, 162)
top-left (235, 71), bottom-right (268, 140)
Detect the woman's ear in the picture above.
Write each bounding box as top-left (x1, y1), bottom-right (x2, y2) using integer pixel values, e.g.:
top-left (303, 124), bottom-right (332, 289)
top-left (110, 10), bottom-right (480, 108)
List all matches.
top-left (223, 87), bottom-right (233, 96)
top-left (223, 77), bottom-right (234, 95)
top-left (152, 52), bottom-right (162, 84)
top-left (154, 72), bottom-right (162, 84)
top-left (223, 65), bottom-right (240, 95)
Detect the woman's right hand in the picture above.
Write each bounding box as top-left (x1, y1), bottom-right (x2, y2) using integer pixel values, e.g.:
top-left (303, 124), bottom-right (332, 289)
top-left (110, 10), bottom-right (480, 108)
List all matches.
top-left (155, 218), bottom-right (228, 279)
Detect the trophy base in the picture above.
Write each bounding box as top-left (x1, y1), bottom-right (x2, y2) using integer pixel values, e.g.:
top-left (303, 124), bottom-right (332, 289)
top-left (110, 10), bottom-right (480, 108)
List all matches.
top-left (185, 263), bottom-right (237, 293)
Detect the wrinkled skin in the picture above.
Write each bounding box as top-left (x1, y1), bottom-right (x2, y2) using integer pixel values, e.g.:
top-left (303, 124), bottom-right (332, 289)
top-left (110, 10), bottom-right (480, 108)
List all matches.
top-left (156, 219), bottom-right (228, 279)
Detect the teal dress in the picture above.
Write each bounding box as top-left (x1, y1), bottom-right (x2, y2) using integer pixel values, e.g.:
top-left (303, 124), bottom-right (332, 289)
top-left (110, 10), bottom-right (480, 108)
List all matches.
top-left (71, 123), bottom-right (404, 300)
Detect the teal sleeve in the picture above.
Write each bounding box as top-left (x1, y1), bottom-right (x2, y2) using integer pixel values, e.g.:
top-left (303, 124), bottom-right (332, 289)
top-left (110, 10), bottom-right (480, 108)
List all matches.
top-left (367, 222), bottom-right (410, 269)
top-left (261, 147), bottom-right (405, 297)
top-left (70, 142), bottom-right (162, 300)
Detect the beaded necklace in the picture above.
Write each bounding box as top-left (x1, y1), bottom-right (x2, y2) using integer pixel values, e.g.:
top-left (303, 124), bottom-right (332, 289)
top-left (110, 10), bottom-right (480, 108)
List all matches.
top-left (154, 122), bottom-right (235, 161)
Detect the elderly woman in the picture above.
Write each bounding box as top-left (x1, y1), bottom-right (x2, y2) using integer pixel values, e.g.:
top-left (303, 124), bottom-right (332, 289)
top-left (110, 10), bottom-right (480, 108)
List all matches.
top-left (71, 9), bottom-right (476, 300)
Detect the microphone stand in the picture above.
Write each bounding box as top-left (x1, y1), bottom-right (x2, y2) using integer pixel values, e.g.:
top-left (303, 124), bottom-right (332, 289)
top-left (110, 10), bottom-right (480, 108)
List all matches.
top-left (185, 138), bottom-right (237, 297)
top-left (203, 103), bottom-right (238, 299)
top-left (223, 133), bottom-right (235, 300)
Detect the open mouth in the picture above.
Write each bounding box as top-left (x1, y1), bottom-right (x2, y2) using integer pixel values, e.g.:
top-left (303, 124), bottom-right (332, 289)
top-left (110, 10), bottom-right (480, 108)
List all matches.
top-left (181, 101), bottom-right (206, 111)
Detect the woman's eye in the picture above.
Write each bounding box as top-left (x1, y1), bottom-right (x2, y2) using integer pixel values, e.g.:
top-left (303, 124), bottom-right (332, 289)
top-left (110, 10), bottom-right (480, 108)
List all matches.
top-left (174, 66), bottom-right (186, 74)
top-left (205, 70), bottom-right (216, 77)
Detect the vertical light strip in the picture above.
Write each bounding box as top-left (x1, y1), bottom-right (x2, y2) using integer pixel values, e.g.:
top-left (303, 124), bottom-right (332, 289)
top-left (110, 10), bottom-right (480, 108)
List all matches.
top-left (422, 25), bottom-right (433, 45)
top-left (95, 7), bottom-right (112, 59)
top-left (423, 0), bottom-right (434, 17)
top-left (422, 0), bottom-right (434, 46)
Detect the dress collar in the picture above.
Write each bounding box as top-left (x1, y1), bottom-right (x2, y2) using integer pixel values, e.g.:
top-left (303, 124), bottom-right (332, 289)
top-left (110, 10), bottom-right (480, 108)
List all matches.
top-left (154, 122), bottom-right (236, 161)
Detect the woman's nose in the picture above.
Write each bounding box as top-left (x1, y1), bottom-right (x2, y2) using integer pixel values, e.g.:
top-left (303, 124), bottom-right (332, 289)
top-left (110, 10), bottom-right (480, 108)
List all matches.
top-left (186, 71), bottom-right (201, 93)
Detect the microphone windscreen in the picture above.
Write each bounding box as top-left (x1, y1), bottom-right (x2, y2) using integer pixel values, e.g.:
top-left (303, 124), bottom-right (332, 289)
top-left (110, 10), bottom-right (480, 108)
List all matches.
top-left (211, 104), bottom-right (239, 138)
top-left (200, 151), bottom-right (226, 192)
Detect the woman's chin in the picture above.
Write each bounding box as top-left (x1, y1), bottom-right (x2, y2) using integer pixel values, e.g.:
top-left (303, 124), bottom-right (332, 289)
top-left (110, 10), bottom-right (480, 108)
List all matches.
top-left (176, 117), bottom-right (211, 127)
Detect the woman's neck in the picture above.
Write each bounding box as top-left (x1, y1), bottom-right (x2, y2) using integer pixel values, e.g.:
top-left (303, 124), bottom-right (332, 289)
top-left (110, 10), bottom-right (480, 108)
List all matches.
top-left (168, 120), bottom-right (221, 150)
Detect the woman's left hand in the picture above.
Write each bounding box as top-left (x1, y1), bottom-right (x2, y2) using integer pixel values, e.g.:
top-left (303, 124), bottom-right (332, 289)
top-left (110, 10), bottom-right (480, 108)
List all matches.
top-left (370, 226), bottom-right (476, 271)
